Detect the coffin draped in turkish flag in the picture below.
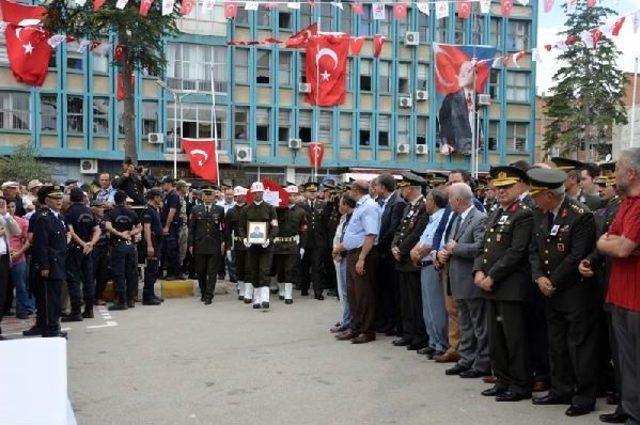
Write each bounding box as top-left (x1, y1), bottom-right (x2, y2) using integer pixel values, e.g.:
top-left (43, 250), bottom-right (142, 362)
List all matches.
top-left (308, 142), bottom-right (325, 168)
top-left (181, 139), bottom-right (218, 183)
top-left (1, 0), bottom-right (51, 87)
top-left (245, 178), bottom-right (289, 208)
top-left (305, 34), bottom-right (349, 107)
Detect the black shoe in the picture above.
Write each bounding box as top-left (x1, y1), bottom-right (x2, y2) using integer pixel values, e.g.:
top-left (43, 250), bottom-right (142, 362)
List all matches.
top-left (16, 312), bottom-right (30, 320)
top-left (481, 386), bottom-right (507, 397)
top-left (459, 369), bottom-right (491, 379)
top-left (407, 342), bottom-right (428, 351)
top-left (244, 298), bottom-right (252, 304)
top-left (445, 364), bottom-right (470, 376)
top-left (285, 299), bottom-right (293, 304)
top-left (417, 347), bottom-right (435, 356)
top-left (496, 391), bottom-right (531, 402)
top-left (82, 308), bottom-right (94, 319)
top-left (238, 295), bottom-right (244, 301)
top-left (270, 288), bottom-right (278, 294)
top-left (279, 295), bottom-right (285, 300)
top-left (253, 303), bottom-right (261, 309)
top-left (599, 412), bottom-right (628, 423)
top-left (532, 394), bottom-right (572, 405)
top-left (61, 313), bottom-right (83, 322)
top-left (392, 338), bottom-right (411, 347)
top-left (204, 299), bottom-right (212, 305)
top-left (43, 331), bottom-right (68, 338)
top-left (262, 302), bottom-right (270, 309)
top-left (127, 300), bottom-right (135, 308)
top-left (314, 292), bottom-right (324, 300)
top-left (200, 296), bottom-right (205, 302)
top-left (606, 394), bottom-right (620, 406)
top-left (301, 290), bottom-right (309, 296)
top-left (565, 404), bottom-right (594, 417)
top-left (428, 350), bottom-right (445, 360)
top-left (109, 303), bottom-right (128, 311)
top-left (23, 326), bottom-right (42, 336)
top-left (142, 298), bottom-right (162, 306)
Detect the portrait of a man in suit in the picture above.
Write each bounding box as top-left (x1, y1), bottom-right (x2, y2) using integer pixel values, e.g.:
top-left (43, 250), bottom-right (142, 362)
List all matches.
top-left (250, 225), bottom-right (265, 240)
top-left (438, 60), bottom-right (475, 156)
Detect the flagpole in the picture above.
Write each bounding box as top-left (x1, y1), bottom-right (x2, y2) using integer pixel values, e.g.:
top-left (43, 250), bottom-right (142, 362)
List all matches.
top-left (471, 60), bottom-right (478, 179)
top-left (211, 64), bottom-right (221, 183)
top-left (631, 56), bottom-right (638, 148)
top-left (314, 16), bottom-right (322, 182)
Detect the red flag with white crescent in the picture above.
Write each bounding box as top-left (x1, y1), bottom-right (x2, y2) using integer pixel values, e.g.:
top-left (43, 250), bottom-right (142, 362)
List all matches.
top-left (305, 34), bottom-right (349, 106)
top-left (457, 0), bottom-right (471, 19)
top-left (182, 139), bottom-right (219, 183)
top-left (308, 142), bottom-right (325, 168)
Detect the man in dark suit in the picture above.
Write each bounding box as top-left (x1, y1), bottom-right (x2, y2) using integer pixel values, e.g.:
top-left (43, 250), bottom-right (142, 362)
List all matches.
top-left (438, 61), bottom-right (475, 155)
top-left (374, 174), bottom-right (406, 335)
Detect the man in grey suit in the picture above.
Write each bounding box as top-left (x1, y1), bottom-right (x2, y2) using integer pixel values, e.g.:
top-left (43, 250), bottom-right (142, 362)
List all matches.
top-left (437, 182), bottom-right (489, 378)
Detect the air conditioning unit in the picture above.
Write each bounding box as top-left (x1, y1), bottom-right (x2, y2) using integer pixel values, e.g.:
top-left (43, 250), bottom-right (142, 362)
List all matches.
top-left (477, 94), bottom-right (491, 106)
top-left (299, 82), bottom-right (311, 93)
top-left (148, 133), bottom-right (164, 144)
top-left (415, 144), bottom-right (428, 155)
top-left (399, 97), bottom-right (413, 108)
top-left (415, 90), bottom-right (428, 101)
top-left (288, 138), bottom-right (302, 150)
top-left (404, 31), bottom-right (419, 46)
top-left (79, 159), bottom-right (98, 175)
top-left (396, 143), bottom-right (410, 154)
top-left (235, 146), bottom-right (253, 163)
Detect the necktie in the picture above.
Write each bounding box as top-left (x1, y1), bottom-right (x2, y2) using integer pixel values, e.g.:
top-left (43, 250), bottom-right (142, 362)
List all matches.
top-left (547, 212), bottom-right (554, 231)
top-left (340, 215), bottom-right (351, 243)
top-left (445, 214), bottom-right (461, 241)
top-left (492, 208), bottom-right (504, 226)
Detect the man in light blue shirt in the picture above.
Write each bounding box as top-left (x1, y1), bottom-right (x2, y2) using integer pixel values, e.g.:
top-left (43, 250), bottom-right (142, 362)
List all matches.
top-left (94, 173), bottom-right (116, 205)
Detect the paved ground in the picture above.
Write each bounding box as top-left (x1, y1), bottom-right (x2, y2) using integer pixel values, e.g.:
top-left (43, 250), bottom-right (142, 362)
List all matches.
top-left (5, 282), bottom-right (608, 425)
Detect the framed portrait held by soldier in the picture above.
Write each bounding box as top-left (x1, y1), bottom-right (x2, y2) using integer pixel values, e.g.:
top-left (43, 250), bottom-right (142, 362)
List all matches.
top-left (247, 222), bottom-right (268, 245)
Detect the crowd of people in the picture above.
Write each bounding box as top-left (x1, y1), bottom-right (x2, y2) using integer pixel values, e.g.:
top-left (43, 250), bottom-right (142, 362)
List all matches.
top-left (0, 150), bottom-right (639, 424)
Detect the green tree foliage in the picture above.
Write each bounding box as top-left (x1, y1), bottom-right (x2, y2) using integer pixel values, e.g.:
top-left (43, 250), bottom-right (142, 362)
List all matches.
top-left (42, 0), bottom-right (182, 164)
top-left (0, 146), bottom-right (51, 183)
top-left (543, 0), bottom-right (627, 159)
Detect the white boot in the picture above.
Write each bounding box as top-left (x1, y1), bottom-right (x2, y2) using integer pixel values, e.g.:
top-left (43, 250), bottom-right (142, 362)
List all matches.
top-left (284, 282), bottom-right (293, 305)
top-left (278, 283), bottom-right (285, 300)
top-left (261, 287), bottom-right (270, 309)
top-left (253, 285), bottom-right (262, 309)
top-left (237, 281), bottom-right (244, 301)
top-left (244, 282), bottom-right (254, 304)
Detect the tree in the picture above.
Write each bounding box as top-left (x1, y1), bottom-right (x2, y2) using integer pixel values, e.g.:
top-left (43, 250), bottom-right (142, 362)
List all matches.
top-left (543, 0), bottom-right (627, 159)
top-left (0, 146), bottom-right (52, 183)
top-left (42, 0), bottom-right (183, 165)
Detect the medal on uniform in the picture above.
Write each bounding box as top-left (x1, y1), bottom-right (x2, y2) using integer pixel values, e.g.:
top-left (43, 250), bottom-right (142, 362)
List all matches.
top-left (557, 243), bottom-right (565, 252)
top-left (496, 234), bottom-right (501, 242)
top-left (550, 224), bottom-right (560, 236)
top-left (498, 215), bottom-right (508, 225)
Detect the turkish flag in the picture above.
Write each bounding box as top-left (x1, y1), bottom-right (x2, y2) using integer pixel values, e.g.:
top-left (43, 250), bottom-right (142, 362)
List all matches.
top-left (224, 2), bottom-right (238, 19)
top-left (182, 139), bottom-right (219, 183)
top-left (457, 0), bottom-right (471, 19)
top-left (612, 17), bottom-right (625, 36)
top-left (4, 25), bottom-right (51, 86)
top-left (117, 73), bottom-right (135, 101)
top-left (285, 23), bottom-right (317, 48)
top-left (350, 36), bottom-right (364, 56)
top-left (139, 0), bottom-right (154, 16)
top-left (93, 0), bottom-right (106, 10)
top-left (308, 142), bottom-right (325, 168)
top-left (1, 0), bottom-right (45, 23)
top-left (181, 0), bottom-right (195, 15)
top-left (393, 3), bottom-right (407, 19)
top-left (351, 2), bottom-right (364, 15)
top-left (304, 34), bottom-right (349, 107)
top-left (587, 0), bottom-right (597, 7)
top-left (500, 0), bottom-right (513, 16)
top-left (245, 178), bottom-right (289, 208)
top-left (543, 0), bottom-right (554, 13)
top-left (373, 34), bottom-right (386, 58)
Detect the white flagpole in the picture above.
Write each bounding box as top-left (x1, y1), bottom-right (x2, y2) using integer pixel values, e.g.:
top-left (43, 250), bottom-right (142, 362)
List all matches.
top-left (211, 64), bottom-right (220, 184)
top-left (313, 15), bottom-right (321, 182)
top-left (631, 56), bottom-right (638, 148)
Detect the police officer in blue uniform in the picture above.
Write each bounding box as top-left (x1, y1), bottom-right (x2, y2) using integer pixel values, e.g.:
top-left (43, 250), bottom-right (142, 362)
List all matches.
top-left (27, 185), bottom-right (68, 338)
top-left (140, 189), bottom-right (164, 306)
top-left (91, 200), bottom-right (110, 305)
top-left (160, 176), bottom-right (183, 280)
top-left (105, 191), bottom-right (142, 311)
top-left (64, 187), bottom-right (101, 321)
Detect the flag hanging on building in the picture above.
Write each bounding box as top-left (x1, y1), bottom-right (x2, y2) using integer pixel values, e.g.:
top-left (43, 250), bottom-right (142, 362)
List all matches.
top-left (304, 34), bottom-right (349, 107)
top-left (285, 23), bottom-right (317, 48)
top-left (308, 142), bottom-right (325, 168)
top-left (182, 139), bottom-right (219, 183)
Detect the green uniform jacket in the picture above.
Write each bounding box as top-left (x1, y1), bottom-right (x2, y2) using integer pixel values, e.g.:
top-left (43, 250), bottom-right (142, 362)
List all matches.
top-left (188, 204), bottom-right (225, 255)
top-left (225, 204), bottom-right (246, 251)
top-left (274, 204), bottom-right (307, 254)
top-left (303, 200), bottom-right (326, 249)
top-left (392, 196), bottom-right (428, 273)
top-left (239, 201), bottom-right (279, 249)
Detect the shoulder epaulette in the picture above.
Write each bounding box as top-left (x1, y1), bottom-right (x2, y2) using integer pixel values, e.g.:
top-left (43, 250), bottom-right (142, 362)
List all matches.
top-left (569, 202), bottom-right (585, 214)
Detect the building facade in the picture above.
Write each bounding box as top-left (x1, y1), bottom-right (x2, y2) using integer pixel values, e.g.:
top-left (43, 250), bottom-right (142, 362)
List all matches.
top-left (0, 0), bottom-right (537, 183)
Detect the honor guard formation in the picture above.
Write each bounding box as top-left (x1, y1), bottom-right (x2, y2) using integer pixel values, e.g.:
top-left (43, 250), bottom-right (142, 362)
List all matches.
top-left (1, 150), bottom-right (640, 424)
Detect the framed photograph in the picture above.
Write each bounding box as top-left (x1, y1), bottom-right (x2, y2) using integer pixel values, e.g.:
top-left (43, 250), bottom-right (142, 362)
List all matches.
top-left (247, 221), bottom-right (268, 245)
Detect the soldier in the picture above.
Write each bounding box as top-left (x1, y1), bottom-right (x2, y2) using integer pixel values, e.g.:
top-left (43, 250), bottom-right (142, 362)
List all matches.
top-left (300, 182), bottom-right (326, 299)
top-left (140, 189), bottom-right (164, 306)
top-left (28, 185), bottom-right (68, 338)
top-left (473, 166), bottom-right (534, 402)
top-left (550, 157), bottom-right (604, 211)
top-left (64, 187), bottom-right (101, 321)
top-left (105, 191), bottom-right (142, 311)
top-left (527, 168), bottom-right (599, 417)
top-left (239, 182), bottom-right (279, 309)
top-left (273, 185), bottom-right (307, 304)
top-left (188, 186), bottom-right (225, 305)
top-left (322, 182), bottom-right (341, 296)
top-left (160, 176), bottom-right (183, 280)
top-left (391, 172), bottom-right (430, 351)
top-left (226, 186), bottom-right (250, 302)
top-left (112, 157), bottom-right (145, 205)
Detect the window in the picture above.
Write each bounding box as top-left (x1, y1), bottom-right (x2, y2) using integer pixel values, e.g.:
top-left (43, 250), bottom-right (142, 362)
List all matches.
top-left (169, 104), bottom-right (222, 141)
top-left (339, 112), bottom-right (352, 146)
top-left (359, 5), bottom-right (372, 36)
top-left (235, 48), bottom-right (249, 84)
top-left (379, 61), bottom-right (391, 93)
top-left (340, 9), bottom-right (352, 33)
top-left (0, 92), bottom-right (29, 130)
top-left (436, 17), bottom-right (447, 42)
top-left (278, 110), bottom-right (291, 142)
top-left (236, 9), bottom-right (249, 25)
top-left (454, 18), bottom-right (465, 44)
top-left (489, 69), bottom-right (500, 100)
top-left (507, 122), bottom-right (528, 152)
top-left (359, 113), bottom-right (371, 146)
top-left (279, 8), bottom-right (292, 30)
top-left (66, 41), bottom-right (84, 71)
top-left (167, 43), bottom-right (228, 93)
top-left (118, 102), bottom-right (125, 137)
top-left (142, 101), bottom-right (158, 136)
top-left (300, 5), bottom-right (313, 28)
top-left (93, 97), bottom-right (109, 135)
top-left (506, 72), bottom-right (529, 103)
top-left (488, 121), bottom-right (499, 151)
top-left (319, 110), bottom-right (332, 143)
top-left (347, 58), bottom-right (354, 89)
top-left (472, 15), bottom-right (484, 45)
top-left (40, 94), bottom-right (57, 132)
top-left (378, 115), bottom-right (390, 147)
top-left (416, 63), bottom-right (428, 91)
top-left (397, 115), bottom-right (409, 145)
top-left (257, 8), bottom-right (271, 27)
top-left (360, 59), bottom-right (372, 91)
top-left (279, 51), bottom-right (292, 86)
top-left (256, 50), bottom-right (271, 84)
top-left (67, 95), bottom-right (83, 133)
top-left (299, 110), bottom-right (312, 143)
top-left (418, 11), bottom-right (429, 42)
top-left (416, 117), bottom-right (427, 145)
top-left (379, 6), bottom-right (392, 36)
top-left (398, 62), bottom-right (410, 94)
top-left (299, 53), bottom-right (307, 83)
top-left (93, 51), bottom-right (108, 74)
top-left (256, 108), bottom-right (270, 141)
top-left (234, 107), bottom-right (249, 140)
top-left (320, 3), bottom-right (333, 31)
top-left (181, 3), bottom-right (228, 36)
top-left (398, 8), bottom-right (409, 38)
top-left (507, 21), bottom-right (530, 51)
top-left (490, 18), bottom-right (502, 48)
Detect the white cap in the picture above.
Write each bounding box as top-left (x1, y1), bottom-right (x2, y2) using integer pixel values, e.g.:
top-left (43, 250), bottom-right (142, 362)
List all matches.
top-left (233, 186), bottom-right (248, 196)
top-left (284, 185), bottom-right (299, 194)
top-left (1, 181), bottom-right (19, 189)
top-left (250, 182), bottom-right (265, 193)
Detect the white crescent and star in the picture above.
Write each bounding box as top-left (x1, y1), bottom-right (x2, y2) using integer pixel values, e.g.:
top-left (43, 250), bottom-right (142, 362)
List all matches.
top-left (316, 48), bottom-right (339, 81)
top-left (191, 149), bottom-right (209, 166)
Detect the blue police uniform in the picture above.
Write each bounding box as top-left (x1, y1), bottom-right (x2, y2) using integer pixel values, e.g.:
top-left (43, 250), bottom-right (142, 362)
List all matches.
top-left (106, 205), bottom-right (140, 306)
top-left (65, 202), bottom-right (97, 318)
top-left (161, 189), bottom-right (182, 278)
top-left (141, 204), bottom-right (163, 301)
top-left (92, 212), bottom-right (110, 303)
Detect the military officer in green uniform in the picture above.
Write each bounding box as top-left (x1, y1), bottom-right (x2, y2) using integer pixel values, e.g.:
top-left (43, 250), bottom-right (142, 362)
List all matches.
top-left (240, 182), bottom-right (279, 309)
top-left (322, 181), bottom-right (341, 295)
top-left (551, 157), bottom-right (604, 211)
top-left (226, 186), bottom-right (250, 302)
top-left (273, 185), bottom-right (307, 304)
top-left (188, 186), bottom-right (225, 305)
top-left (473, 166), bottom-right (534, 401)
top-left (301, 182), bottom-right (327, 299)
top-left (527, 167), bottom-right (599, 417)
top-left (391, 172), bottom-right (430, 350)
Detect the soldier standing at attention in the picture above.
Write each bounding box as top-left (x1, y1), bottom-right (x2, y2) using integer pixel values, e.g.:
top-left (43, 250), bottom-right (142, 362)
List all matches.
top-left (300, 182), bottom-right (326, 299)
top-left (239, 182), bottom-right (278, 309)
top-left (188, 186), bottom-right (225, 305)
top-left (64, 187), bottom-right (101, 321)
top-left (273, 185), bottom-right (307, 304)
top-left (226, 186), bottom-right (250, 302)
top-left (140, 189), bottom-right (164, 306)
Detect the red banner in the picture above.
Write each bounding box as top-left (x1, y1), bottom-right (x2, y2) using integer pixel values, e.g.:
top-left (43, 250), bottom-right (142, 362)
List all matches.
top-left (308, 142), bottom-right (325, 168)
top-left (182, 139), bottom-right (218, 183)
top-left (305, 34), bottom-right (349, 107)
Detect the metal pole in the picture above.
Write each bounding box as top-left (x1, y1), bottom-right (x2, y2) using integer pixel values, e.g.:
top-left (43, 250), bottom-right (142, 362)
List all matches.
top-left (471, 62), bottom-right (477, 179)
top-left (631, 56), bottom-right (638, 148)
top-left (173, 91), bottom-right (178, 179)
top-left (313, 15), bottom-right (321, 182)
top-left (211, 65), bottom-right (220, 183)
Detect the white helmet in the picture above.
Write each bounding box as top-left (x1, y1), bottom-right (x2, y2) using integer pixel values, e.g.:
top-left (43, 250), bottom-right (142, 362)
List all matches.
top-left (284, 185), bottom-right (299, 194)
top-left (233, 186), bottom-right (248, 196)
top-left (250, 182), bottom-right (265, 193)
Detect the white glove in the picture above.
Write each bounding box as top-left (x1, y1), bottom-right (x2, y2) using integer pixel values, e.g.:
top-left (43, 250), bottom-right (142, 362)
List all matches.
top-left (300, 248), bottom-right (305, 258)
top-left (243, 238), bottom-right (251, 248)
top-left (226, 251), bottom-right (232, 262)
top-left (261, 240), bottom-right (270, 249)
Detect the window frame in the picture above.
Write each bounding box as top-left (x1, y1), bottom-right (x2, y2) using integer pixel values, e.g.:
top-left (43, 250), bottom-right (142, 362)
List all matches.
top-left (66, 94), bottom-right (84, 134)
top-left (92, 96), bottom-right (110, 136)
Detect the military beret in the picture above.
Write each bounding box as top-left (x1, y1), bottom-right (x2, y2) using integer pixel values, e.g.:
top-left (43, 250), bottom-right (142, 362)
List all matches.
top-left (490, 166), bottom-right (528, 188)
top-left (397, 171), bottom-right (426, 188)
top-left (527, 168), bottom-right (567, 196)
